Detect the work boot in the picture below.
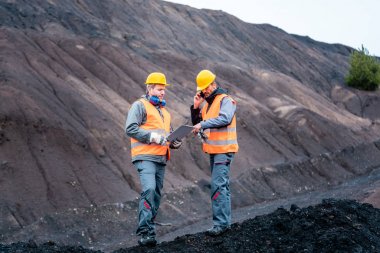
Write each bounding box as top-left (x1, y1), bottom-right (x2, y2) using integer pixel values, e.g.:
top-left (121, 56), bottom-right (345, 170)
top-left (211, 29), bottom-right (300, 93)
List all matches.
top-left (138, 234), bottom-right (157, 246)
top-left (206, 226), bottom-right (230, 236)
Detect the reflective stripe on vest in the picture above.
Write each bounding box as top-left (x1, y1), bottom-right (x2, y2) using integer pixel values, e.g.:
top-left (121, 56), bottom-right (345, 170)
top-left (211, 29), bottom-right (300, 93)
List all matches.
top-left (130, 99), bottom-right (171, 160)
top-left (201, 94), bottom-right (239, 154)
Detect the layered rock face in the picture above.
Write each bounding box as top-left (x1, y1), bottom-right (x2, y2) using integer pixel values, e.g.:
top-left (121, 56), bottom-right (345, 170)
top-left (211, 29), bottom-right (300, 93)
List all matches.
top-left (1, 0), bottom-right (380, 247)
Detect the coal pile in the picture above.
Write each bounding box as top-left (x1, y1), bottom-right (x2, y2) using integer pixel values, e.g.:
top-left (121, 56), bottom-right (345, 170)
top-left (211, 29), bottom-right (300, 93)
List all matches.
top-left (1, 199), bottom-right (380, 253)
top-left (117, 199), bottom-right (380, 253)
top-left (0, 240), bottom-right (101, 253)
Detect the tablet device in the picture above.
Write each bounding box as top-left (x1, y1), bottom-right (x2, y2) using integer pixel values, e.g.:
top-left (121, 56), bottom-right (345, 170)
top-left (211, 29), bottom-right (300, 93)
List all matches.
top-left (167, 125), bottom-right (194, 142)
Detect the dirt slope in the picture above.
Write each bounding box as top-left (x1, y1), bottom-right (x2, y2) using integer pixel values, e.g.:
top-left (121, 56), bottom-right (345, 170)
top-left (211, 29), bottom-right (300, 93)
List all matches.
top-left (1, 199), bottom-right (379, 252)
top-left (1, 0), bottom-right (380, 250)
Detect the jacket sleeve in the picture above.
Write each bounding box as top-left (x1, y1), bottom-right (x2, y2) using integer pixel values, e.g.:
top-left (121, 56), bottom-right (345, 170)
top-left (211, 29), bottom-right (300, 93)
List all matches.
top-left (125, 101), bottom-right (151, 143)
top-left (190, 105), bottom-right (202, 125)
top-left (200, 97), bottom-right (236, 129)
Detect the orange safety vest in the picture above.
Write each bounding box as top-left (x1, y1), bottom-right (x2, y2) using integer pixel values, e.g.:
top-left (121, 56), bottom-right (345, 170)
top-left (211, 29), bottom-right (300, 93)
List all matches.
top-left (130, 99), bottom-right (171, 160)
top-left (201, 94), bottom-right (239, 154)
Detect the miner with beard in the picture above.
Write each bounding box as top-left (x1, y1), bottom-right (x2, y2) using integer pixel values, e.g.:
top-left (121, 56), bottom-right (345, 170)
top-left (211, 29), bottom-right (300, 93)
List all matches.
top-left (190, 69), bottom-right (239, 236)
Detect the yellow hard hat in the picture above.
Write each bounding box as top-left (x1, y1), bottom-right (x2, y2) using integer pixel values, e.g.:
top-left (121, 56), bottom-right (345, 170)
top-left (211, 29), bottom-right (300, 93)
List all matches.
top-left (145, 72), bottom-right (170, 86)
top-left (196, 69), bottom-right (216, 91)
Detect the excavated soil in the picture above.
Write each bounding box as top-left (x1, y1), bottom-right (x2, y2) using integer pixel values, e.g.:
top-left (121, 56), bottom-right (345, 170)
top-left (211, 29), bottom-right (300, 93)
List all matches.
top-left (1, 1), bottom-right (380, 253)
top-left (1, 199), bottom-right (379, 253)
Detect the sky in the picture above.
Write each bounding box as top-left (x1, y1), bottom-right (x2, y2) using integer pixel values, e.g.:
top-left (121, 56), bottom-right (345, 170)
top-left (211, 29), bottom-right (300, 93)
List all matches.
top-left (164, 0), bottom-right (380, 56)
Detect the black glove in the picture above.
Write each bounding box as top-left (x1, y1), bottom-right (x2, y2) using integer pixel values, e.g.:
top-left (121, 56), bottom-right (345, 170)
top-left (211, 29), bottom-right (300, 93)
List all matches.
top-left (170, 139), bottom-right (182, 149)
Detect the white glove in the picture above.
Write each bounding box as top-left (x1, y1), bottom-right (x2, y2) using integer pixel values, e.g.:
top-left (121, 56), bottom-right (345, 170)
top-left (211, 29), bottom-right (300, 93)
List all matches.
top-left (149, 132), bottom-right (167, 145)
top-left (170, 139), bottom-right (182, 149)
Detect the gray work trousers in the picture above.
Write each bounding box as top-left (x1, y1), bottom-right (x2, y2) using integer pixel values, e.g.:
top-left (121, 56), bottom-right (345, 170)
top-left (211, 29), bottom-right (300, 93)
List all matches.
top-left (133, 160), bottom-right (166, 236)
top-left (209, 153), bottom-right (235, 228)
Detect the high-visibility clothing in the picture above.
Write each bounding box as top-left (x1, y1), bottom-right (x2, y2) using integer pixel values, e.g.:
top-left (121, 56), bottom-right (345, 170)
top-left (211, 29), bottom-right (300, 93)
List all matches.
top-left (131, 99), bottom-right (171, 160)
top-left (201, 94), bottom-right (239, 154)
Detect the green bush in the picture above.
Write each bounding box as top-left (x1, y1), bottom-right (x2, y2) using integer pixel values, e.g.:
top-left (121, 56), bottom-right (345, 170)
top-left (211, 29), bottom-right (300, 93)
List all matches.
top-left (345, 45), bottom-right (380, 91)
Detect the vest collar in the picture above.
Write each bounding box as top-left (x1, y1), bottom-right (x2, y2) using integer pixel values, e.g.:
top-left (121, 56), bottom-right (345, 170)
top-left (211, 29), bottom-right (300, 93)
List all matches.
top-left (205, 87), bottom-right (228, 105)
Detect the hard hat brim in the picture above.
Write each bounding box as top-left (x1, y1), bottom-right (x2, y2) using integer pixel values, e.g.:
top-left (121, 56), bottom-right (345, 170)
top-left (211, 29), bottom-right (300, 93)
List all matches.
top-left (196, 83), bottom-right (210, 91)
top-left (146, 83), bottom-right (171, 86)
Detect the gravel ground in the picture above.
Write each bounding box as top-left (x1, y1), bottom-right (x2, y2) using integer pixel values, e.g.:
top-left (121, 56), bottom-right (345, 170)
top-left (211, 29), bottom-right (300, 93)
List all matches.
top-left (1, 199), bottom-right (380, 253)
